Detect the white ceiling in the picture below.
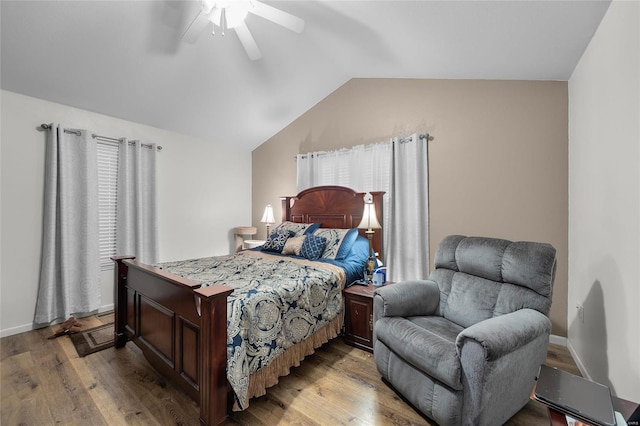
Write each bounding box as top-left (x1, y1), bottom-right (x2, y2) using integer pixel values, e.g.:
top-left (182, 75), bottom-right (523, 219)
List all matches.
top-left (1, 1), bottom-right (611, 150)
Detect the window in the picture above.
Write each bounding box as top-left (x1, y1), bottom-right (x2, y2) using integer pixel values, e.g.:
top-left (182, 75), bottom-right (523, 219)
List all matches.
top-left (97, 141), bottom-right (119, 269)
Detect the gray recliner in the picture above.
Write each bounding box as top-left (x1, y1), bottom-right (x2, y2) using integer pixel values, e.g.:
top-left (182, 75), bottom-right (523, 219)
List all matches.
top-left (373, 235), bottom-right (557, 426)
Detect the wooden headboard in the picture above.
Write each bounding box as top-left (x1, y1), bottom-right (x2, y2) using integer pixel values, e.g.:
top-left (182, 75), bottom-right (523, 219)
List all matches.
top-left (281, 185), bottom-right (385, 260)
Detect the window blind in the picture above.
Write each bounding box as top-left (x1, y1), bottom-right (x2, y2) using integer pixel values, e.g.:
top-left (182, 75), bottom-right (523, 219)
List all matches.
top-left (97, 141), bottom-right (119, 269)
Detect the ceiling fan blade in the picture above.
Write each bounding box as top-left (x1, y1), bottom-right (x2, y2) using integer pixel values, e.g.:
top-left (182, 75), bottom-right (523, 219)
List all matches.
top-left (234, 22), bottom-right (263, 61)
top-left (250, 1), bottom-right (305, 34)
top-left (181, 9), bottom-right (209, 43)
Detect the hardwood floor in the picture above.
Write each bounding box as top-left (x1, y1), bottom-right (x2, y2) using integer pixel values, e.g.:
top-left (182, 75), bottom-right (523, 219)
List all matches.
top-left (2, 313), bottom-right (580, 425)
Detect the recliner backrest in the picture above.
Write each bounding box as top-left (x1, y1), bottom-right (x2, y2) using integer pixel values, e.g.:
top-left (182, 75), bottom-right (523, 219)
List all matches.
top-left (429, 235), bottom-right (557, 328)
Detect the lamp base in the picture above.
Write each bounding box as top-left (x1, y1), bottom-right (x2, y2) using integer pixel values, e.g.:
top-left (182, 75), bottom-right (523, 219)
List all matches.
top-left (366, 256), bottom-right (376, 282)
top-left (365, 230), bottom-right (376, 282)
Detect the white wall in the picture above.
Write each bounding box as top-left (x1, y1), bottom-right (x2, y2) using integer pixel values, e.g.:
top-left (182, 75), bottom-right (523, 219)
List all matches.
top-left (0, 90), bottom-right (252, 337)
top-left (568, 0), bottom-right (640, 402)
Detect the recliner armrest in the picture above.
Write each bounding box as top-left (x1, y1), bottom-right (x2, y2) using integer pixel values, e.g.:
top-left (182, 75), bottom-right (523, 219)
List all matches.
top-left (373, 280), bottom-right (440, 318)
top-left (455, 308), bottom-right (551, 361)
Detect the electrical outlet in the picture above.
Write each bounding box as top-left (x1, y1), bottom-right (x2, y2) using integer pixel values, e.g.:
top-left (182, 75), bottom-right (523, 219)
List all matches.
top-left (576, 303), bottom-right (584, 323)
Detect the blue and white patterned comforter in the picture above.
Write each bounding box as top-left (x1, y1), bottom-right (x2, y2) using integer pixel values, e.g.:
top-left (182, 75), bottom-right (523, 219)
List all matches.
top-left (155, 250), bottom-right (346, 409)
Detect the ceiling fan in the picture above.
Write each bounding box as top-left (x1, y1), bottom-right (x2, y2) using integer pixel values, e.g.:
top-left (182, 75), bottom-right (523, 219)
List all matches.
top-left (181, 0), bottom-right (305, 61)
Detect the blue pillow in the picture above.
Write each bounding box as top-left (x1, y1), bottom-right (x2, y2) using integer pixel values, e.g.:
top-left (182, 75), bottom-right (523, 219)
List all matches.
top-left (262, 230), bottom-right (294, 253)
top-left (339, 236), bottom-right (370, 283)
top-left (303, 222), bottom-right (321, 235)
top-left (300, 234), bottom-right (327, 260)
top-left (335, 228), bottom-right (360, 260)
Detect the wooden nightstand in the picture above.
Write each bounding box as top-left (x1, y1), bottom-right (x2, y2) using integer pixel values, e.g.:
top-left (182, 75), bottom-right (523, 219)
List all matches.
top-left (343, 281), bottom-right (393, 352)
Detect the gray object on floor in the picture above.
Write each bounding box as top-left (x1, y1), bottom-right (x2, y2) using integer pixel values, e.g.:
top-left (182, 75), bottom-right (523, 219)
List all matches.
top-left (373, 235), bottom-right (557, 426)
top-left (534, 364), bottom-right (615, 426)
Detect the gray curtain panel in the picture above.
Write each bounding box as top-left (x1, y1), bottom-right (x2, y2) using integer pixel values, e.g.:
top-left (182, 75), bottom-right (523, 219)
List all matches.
top-left (387, 134), bottom-right (430, 282)
top-left (116, 140), bottom-right (158, 264)
top-left (35, 124), bottom-right (100, 324)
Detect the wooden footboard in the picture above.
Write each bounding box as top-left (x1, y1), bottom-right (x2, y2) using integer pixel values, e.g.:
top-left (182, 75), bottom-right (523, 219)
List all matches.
top-left (112, 256), bottom-right (233, 426)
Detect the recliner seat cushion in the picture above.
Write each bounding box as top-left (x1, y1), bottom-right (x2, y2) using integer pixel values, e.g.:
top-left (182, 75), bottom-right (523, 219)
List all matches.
top-left (375, 316), bottom-right (464, 390)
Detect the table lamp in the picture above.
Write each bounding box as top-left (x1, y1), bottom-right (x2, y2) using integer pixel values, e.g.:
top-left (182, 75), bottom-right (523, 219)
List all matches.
top-left (357, 193), bottom-right (382, 282)
top-left (260, 204), bottom-right (275, 237)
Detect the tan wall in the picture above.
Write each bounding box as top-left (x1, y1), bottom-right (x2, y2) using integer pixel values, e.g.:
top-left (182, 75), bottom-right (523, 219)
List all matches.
top-left (252, 79), bottom-right (568, 336)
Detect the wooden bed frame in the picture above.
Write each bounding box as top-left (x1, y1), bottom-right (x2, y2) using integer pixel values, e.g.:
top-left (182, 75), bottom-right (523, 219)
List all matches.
top-left (112, 186), bottom-right (384, 426)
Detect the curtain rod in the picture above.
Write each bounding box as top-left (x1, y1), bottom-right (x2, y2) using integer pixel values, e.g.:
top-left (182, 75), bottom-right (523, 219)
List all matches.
top-left (397, 133), bottom-right (434, 143)
top-left (295, 133), bottom-right (433, 160)
top-left (414, 133), bottom-right (434, 142)
top-left (40, 123), bottom-right (162, 151)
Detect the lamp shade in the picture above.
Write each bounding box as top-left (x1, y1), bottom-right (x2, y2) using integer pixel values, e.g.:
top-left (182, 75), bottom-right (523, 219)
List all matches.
top-left (260, 204), bottom-right (275, 224)
top-left (357, 203), bottom-right (381, 230)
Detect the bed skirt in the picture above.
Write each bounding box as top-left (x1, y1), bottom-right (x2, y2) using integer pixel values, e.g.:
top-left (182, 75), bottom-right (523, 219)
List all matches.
top-left (237, 313), bottom-right (344, 410)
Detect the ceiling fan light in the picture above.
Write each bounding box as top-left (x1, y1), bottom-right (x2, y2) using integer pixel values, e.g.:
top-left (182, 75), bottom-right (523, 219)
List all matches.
top-left (201, 0), bottom-right (215, 14)
top-left (188, 0), bottom-right (300, 60)
top-left (226, 2), bottom-right (251, 28)
top-left (225, 12), bottom-right (247, 29)
top-left (205, 6), bottom-right (222, 26)
top-left (203, 1), bottom-right (251, 29)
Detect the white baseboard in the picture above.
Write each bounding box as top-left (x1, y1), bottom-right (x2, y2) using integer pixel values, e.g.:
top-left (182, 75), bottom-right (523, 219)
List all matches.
top-left (0, 304), bottom-right (115, 339)
top-left (566, 338), bottom-right (591, 380)
top-left (549, 334), bottom-right (567, 346)
top-left (547, 335), bottom-right (591, 380)
top-left (0, 322), bottom-right (34, 339)
top-left (548, 335), bottom-right (592, 379)
top-left (98, 304), bottom-right (114, 314)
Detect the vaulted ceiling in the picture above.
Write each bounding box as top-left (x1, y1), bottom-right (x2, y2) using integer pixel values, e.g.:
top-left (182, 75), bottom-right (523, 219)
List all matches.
top-left (1, 1), bottom-right (611, 150)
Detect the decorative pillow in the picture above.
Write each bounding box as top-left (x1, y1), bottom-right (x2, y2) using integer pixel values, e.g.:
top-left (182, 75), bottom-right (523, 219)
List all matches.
top-left (302, 222), bottom-right (322, 235)
top-left (335, 228), bottom-right (360, 260)
top-left (261, 230), bottom-right (294, 253)
top-left (313, 228), bottom-right (351, 259)
top-left (272, 221), bottom-right (321, 237)
top-left (282, 235), bottom-right (306, 256)
top-left (300, 234), bottom-right (327, 260)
